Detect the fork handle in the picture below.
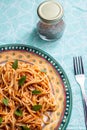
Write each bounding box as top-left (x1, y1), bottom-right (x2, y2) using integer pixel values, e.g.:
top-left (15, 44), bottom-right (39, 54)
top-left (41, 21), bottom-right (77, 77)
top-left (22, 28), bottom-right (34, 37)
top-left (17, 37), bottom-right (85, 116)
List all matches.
top-left (81, 87), bottom-right (87, 129)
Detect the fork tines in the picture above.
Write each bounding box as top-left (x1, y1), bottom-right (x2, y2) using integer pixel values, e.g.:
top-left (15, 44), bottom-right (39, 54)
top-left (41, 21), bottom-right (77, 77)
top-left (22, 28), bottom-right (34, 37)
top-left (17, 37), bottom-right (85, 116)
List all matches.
top-left (73, 56), bottom-right (84, 75)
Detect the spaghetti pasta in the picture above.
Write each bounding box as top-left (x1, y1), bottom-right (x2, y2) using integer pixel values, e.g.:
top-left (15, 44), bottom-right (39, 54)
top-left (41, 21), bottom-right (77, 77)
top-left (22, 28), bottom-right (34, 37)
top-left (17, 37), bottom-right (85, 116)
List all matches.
top-left (0, 60), bottom-right (56, 130)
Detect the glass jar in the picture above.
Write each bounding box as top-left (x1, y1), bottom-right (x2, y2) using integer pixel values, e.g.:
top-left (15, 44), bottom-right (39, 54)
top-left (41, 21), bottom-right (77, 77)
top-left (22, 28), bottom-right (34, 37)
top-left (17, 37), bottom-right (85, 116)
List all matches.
top-left (37, 0), bottom-right (65, 41)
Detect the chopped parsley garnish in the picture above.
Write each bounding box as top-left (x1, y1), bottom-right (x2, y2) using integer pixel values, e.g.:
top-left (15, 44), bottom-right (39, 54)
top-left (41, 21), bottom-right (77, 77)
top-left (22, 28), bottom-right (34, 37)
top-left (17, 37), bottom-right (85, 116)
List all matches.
top-left (32, 105), bottom-right (42, 111)
top-left (18, 76), bottom-right (26, 86)
top-left (32, 90), bottom-right (41, 95)
top-left (2, 98), bottom-right (8, 106)
top-left (14, 109), bottom-right (23, 116)
top-left (21, 126), bottom-right (30, 130)
top-left (0, 117), bottom-right (2, 124)
top-left (12, 60), bottom-right (18, 70)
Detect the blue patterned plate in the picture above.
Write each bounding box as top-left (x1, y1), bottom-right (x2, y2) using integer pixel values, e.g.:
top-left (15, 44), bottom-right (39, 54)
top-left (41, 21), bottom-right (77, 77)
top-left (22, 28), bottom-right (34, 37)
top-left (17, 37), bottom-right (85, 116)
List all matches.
top-left (0, 44), bottom-right (72, 130)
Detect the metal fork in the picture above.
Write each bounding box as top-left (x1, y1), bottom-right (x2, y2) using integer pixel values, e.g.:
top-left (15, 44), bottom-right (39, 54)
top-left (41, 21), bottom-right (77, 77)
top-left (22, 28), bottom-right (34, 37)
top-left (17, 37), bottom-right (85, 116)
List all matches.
top-left (73, 56), bottom-right (87, 130)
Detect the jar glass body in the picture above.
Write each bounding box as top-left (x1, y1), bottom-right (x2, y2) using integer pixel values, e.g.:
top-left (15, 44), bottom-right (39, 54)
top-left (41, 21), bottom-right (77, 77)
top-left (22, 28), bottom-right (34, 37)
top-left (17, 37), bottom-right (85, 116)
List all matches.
top-left (37, 18), bottom-right (65, 41)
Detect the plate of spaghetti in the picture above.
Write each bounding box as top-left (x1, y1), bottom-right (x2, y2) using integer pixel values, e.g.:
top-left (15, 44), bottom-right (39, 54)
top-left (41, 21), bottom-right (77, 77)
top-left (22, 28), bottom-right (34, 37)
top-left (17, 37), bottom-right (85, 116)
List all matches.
top-left (0, 44), bottom-right (72, 130)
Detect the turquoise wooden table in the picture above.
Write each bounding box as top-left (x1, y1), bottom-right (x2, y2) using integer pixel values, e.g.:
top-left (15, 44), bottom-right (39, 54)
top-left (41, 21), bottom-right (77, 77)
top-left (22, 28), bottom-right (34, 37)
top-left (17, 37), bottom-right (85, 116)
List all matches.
top-left (0, 0), bottom-right (87, 130)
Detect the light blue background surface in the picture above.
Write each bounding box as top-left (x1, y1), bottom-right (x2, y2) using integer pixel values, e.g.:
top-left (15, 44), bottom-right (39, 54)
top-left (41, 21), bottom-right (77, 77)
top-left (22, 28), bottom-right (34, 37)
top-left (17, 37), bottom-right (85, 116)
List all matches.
top-left (0, 0), bottom-right (87, 129)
